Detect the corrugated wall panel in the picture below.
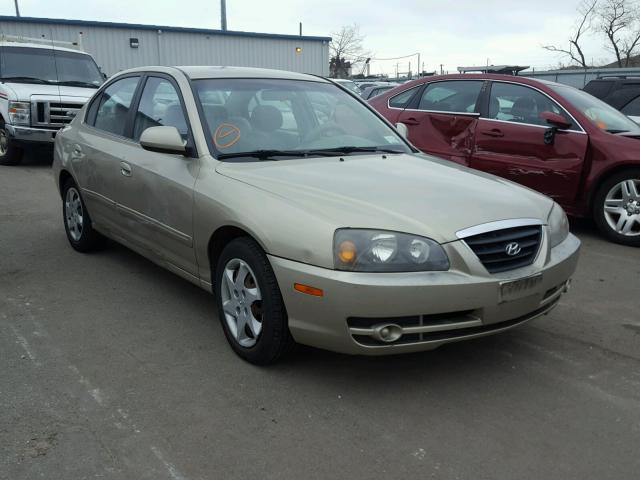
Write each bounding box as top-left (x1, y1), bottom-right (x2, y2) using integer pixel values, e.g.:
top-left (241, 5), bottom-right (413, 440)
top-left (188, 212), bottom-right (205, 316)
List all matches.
top-left (0, 20), bottom-right (329, 76)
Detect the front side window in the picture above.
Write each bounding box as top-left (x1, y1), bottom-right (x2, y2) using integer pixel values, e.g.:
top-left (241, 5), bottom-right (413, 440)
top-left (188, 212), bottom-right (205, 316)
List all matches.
top-left (194, 78), bottom-right (412, 160)
top-left (133, 77), bottom-right (189, 141)
top-left (418, 81), bottom-right (483, 113)
top-left (93, 76), bottom-right (140, 137)
top-left (0, 47), bottom-right (102, 88)
top-left (488, 82), bottom-right (571, 128)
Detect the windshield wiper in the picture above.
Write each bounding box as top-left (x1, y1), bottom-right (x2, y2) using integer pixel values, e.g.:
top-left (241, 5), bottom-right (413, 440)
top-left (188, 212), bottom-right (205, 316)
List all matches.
top-left (0, 76), bottom-right (53, 84)
top-left (217, 149), bottom-right (314, 160)
top-left (306, 146), bottom-right (405, 155)
top-left (56, 80), bottom-right (100, 88)
top-left (607, 129), bottom-right (630, 134)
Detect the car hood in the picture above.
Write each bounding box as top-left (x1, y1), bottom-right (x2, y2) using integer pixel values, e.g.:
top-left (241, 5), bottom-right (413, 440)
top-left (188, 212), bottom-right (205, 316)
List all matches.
top-left (215, 153), bottom-right (554, 244)
top-left (3, 82), bottom-right (96, 100)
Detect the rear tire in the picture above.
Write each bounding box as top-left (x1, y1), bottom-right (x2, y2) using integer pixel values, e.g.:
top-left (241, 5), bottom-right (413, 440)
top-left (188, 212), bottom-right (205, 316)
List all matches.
top-left (0, 122), bottom-right (23, 166)
top-left (62, 178), bottom-right (106, 252)
top-left (214, 237), bottom-right (295, 365)
top-left (593, 168), bottom-right (640, 247)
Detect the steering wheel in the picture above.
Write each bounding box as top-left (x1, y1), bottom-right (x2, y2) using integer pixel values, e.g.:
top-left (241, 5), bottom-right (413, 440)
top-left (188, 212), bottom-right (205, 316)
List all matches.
top-left (303, 123), bottom-right (348, 144)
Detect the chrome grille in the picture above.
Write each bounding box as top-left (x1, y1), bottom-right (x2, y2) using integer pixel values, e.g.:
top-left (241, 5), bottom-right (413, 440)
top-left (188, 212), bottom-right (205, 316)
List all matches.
top-left (32, 101), bottom-right (83, 128)
top-left (464, 225), bottom-right (542, 273)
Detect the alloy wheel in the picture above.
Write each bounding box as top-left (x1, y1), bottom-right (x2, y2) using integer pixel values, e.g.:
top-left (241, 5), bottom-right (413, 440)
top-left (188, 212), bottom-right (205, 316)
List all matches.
top-left (65, 187), bottom-right (84, 241)
top-left (603, 179), bottom-right (640, 236)
top-left (220, 258), bottom-right (263, 347)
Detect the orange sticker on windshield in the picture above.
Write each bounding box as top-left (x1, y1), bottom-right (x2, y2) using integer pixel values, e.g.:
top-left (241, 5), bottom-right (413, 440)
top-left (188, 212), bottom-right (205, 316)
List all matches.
top-left (214, 123), bottom-right (241, 149)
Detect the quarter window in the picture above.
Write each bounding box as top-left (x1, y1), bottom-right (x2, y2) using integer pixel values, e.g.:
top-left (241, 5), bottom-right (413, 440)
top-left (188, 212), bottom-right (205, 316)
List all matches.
top-left (133, 77), bottom-right (189, 141)
top-left (92, 76), bottom-right (140, 137)
top-left (488, 82), bottom-right (573, 128)
top-left (621, 95), bottom-right (640, 117)
top-left (388, 86), bottom-right (420, 108)
top-left (418, 81), bottom-right (483, 113)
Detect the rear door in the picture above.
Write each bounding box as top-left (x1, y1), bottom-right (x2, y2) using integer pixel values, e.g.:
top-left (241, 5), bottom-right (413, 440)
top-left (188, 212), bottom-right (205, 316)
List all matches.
top-left (396, 80), bottom-right (485, 166)
top-left (470, 81), bottom-right (588, 207)
top-left (75, 75), bottom-right (142, 234)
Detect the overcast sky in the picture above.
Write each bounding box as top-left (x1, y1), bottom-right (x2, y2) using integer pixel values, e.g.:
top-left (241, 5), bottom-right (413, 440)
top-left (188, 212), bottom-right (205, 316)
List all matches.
top-left (1, 0), bottom-right (614, 75)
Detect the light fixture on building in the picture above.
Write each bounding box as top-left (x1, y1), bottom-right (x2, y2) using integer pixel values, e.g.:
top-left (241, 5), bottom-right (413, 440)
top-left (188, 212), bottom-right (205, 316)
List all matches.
top-left (295, 47), bottom-right (302, 54)
top-left (129, 37), bottom-right (139, 48)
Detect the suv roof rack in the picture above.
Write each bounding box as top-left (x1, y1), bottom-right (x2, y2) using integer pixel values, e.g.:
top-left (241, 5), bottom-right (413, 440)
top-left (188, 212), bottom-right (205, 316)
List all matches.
top-left (596, 74), bottom-right (640, 80)
top-left (0, 33), bottom-right (84, 51)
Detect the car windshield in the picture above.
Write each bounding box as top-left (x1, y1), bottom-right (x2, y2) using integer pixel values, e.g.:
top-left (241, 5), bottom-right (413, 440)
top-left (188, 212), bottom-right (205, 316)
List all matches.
top-left (193, 78), bottom-right (411, 161)
top-left (0, 47), bottom-right (103, 87)
top-left (552, 84), bottom-right (640, 134)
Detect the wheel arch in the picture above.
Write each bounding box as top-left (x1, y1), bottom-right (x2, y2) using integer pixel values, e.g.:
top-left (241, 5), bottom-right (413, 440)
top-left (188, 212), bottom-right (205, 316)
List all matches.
top-left (207, 225), bottom-right (268, 280)
top-left (588, 163), bottom-right (640, 213)
top-left (58, 169), bottom-right (75, 198)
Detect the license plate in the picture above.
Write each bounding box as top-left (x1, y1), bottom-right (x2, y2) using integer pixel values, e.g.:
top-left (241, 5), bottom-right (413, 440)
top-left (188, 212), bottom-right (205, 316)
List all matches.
top-left (500, 274), bottom-right (542, 303)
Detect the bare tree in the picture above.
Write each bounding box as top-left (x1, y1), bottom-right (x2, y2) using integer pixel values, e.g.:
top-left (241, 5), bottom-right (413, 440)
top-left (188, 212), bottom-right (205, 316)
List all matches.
top-left (598, 0), bottom-right (640, 67)
top-left (543, 0), bottom-right (598, 68)
top-left (329, 24), bottom-right (371, 75)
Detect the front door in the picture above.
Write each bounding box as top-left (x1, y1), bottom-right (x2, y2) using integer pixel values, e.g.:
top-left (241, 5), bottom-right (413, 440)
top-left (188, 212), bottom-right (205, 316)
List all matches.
top-left (396, 80), bottom-right (485, 166)
top-left (470, 81), bottom-right (588, 208)
top-left (115, 75), bottom-right (199, 277)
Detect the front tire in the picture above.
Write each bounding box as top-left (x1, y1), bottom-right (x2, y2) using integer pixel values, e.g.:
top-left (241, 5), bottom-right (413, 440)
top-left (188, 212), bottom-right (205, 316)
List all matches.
top-left (593, 169), bottom-right (640, 247)
top-left (214, 237), bottom-right (294, 364)
top-left (0, 123), bottom-right (23, 166)
top-left (62, 178), bottom-right (106, 252)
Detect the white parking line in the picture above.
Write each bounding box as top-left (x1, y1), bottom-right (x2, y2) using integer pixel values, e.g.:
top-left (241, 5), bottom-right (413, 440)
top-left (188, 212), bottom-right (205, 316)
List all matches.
top-left (151, 445), bottom-right (188, 480)
top-left (9, 324), bottom-right (41, 366)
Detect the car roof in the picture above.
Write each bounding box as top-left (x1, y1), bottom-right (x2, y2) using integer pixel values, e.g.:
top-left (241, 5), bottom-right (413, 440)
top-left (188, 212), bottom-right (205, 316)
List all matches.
top-left (0, 41), bottom-right (90, 55)
top-left (398, 73), bottom-right (568, 90)
top-left (117, 65), bottom-right (330, 82)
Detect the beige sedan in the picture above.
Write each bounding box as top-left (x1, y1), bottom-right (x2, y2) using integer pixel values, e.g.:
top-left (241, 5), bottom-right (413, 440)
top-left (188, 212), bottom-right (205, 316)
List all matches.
top-left (52, 66), bottom-right (580, 364)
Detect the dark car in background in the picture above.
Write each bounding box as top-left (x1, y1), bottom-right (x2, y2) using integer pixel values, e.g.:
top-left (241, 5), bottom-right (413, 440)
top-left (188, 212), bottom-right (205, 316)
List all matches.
top-left (360, 84), bottom-right (395, 100)
top-left (370, 74), bottom-right (640, 246)
top-left (583, 76), bottom-right (640, 124)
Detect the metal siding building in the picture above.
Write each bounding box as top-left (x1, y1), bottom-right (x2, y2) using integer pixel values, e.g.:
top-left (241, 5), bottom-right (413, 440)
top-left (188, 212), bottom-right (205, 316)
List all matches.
top-left (0, 16), bottom-right (330, 77)
top-left (525, 67), bottom-right (640, 89)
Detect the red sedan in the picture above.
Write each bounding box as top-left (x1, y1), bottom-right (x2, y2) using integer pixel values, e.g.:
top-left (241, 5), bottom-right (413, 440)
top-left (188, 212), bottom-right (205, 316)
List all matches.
top-left (369, 74), bottom-right (640, 246)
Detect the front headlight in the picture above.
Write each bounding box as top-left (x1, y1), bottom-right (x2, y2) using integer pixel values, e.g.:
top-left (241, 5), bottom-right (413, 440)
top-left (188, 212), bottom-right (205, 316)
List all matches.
top-left (548, 202), bottom-right (569, 248)
top-left (334, 229), bottom-right (450, 272)
top-left (8, 101), bottom-right (30, 126)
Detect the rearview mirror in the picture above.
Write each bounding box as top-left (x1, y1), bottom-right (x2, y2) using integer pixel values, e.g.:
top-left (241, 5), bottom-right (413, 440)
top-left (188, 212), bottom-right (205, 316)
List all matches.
top-left (540, 111), bottom-right (572, 130)
top-left (140, 126), bottom-right (187, 155)
top-left (395, 122), bottom-right (409, 138)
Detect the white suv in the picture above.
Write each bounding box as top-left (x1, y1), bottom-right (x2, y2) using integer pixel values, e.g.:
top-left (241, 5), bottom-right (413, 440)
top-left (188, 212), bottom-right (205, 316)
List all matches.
top-left (0, 35), bottom-right (104, 165)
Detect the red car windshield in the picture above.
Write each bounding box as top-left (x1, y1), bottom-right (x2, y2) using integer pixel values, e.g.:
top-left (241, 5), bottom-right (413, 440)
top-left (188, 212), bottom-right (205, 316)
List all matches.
top-left (552, 84), bottom-right (640, 134)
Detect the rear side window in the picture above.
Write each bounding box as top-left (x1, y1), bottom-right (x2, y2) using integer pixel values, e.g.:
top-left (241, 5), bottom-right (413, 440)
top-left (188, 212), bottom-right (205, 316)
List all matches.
top-left (388, 86), bottom-right (420, 108)
top-left (133, 77), bottom-right (189, 141)
top-left (418, 81), bottom-right (483, 113)
top-left (621, 95), bottom-right (640, 116)
top-left (92, 76), bottom-right (140, 137)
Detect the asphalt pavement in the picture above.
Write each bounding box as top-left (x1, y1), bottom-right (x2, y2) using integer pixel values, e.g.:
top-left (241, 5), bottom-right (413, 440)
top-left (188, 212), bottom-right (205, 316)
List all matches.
top-left (1, 153), bottom-right (639, 480)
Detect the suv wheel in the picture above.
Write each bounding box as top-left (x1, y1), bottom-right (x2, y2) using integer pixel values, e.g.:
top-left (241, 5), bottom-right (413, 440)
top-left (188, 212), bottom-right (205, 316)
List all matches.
top-left (214, 237), bottom-right (295, 364)
top-left (593, 169), bottom-right (640, 246)
top-left (0, 122), bottom-right (23, 166)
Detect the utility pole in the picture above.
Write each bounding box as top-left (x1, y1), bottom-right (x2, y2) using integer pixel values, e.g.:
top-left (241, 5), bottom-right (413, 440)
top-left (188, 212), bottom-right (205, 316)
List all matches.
top-left (220, 0), bottom-right (227, 31)
top-left (14, 0), bottom-right (20, 17)
top-left (440, 64), bottom-right (444, 75)
top-left (299, 22), bottom-right (302, 36)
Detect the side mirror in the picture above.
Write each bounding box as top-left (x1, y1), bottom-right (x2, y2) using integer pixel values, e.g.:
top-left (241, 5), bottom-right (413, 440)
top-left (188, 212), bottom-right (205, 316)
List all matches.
top-left (140, 126), bottom-right (187, 155)
top-left (395, 122), bottom-right (409, 138)
top-left (540, 111), bottom-right (572, 130)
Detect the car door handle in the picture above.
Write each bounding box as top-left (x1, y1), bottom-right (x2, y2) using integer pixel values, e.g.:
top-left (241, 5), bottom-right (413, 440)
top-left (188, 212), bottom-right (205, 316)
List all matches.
top-left (482, 129), bottom-right (504, 138)
top-left (120, 161), bottom-right (132, 177)
top-left (403, 117), bottom-right (421, 126)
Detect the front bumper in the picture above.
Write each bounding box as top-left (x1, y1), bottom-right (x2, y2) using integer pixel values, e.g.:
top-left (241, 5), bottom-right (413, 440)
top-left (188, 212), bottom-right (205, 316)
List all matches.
top-left (269, 232), bottom-right (580, 355)
top-left (6, 124), bottom-right (57, 144)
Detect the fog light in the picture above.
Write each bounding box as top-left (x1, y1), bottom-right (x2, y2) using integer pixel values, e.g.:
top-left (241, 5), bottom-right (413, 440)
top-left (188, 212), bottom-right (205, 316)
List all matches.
top-left (373, 323), bottom-right (403, 343)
